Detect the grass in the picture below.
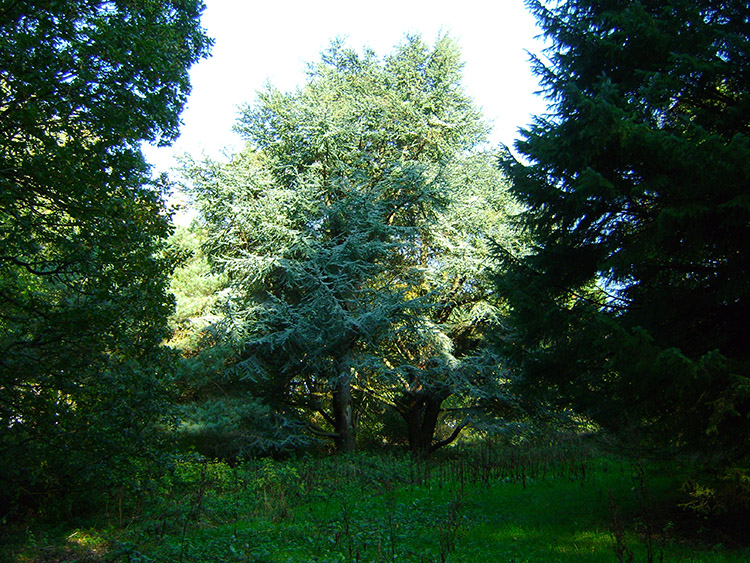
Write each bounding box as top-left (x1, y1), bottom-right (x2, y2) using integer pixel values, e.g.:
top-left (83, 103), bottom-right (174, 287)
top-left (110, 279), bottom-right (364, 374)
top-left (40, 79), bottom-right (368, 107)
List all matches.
top-left (4, 438), bottom-right (750, 562)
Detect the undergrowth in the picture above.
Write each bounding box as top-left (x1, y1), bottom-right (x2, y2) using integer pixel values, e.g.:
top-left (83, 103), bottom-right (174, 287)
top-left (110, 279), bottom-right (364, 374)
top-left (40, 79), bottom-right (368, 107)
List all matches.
top-left (3, 438), bottom-right (750, 562)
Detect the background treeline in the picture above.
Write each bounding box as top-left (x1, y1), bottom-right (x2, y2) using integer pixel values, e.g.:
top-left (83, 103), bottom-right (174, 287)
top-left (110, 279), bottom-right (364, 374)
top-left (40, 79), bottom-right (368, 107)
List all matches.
top-left (2, 0), bottom-right (749, 532)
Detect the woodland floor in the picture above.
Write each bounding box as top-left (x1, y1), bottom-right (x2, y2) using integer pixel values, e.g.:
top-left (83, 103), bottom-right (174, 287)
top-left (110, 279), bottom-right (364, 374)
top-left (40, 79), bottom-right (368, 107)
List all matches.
top-left (4, 438), bottom-right (750, 562)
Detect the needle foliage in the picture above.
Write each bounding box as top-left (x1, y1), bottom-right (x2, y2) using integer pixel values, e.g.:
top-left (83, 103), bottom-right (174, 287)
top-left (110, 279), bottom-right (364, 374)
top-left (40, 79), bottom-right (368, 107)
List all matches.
top-left (497, 0), bottom-right (750, 468)
top-left (184, 36), bottom-right (518, 455)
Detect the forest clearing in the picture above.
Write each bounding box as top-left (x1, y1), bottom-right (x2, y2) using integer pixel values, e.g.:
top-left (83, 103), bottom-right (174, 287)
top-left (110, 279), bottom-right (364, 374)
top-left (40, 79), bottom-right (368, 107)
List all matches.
top-left (2, 2), bottom-right (749, 561)
top-left (5, 436), bottom-right (750, 562)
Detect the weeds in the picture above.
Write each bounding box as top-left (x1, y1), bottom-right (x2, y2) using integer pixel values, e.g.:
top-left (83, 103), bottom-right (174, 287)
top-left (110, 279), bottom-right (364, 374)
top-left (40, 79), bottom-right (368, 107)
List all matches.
top-left (435, 493), bottom-right (464, 563)
top-left (608, 489), bottom-right (635, 563)
top-left (607, 459), bottom-right (669, 563)
top-left (5, 439), bottom-right (750, 562)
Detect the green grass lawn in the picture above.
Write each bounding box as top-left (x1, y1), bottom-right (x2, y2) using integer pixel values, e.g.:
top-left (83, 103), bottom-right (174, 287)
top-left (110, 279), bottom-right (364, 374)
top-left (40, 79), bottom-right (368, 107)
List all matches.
top-left (5, 442), bottom-right (749, 562)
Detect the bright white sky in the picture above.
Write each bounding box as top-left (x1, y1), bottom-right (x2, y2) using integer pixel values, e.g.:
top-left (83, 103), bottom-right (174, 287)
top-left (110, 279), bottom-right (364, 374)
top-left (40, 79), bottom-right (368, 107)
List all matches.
top-left (143, 0), bottom-right (549, 178)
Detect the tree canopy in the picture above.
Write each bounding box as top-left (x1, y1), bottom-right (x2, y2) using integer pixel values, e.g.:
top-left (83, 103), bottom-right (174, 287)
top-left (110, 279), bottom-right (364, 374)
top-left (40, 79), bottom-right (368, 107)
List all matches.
top-left (184, 36), bottom-right (517, 455)
top-left (0, 1), bottom-right (211, 514)
top-left (497, 0), bottom-right (750, 463)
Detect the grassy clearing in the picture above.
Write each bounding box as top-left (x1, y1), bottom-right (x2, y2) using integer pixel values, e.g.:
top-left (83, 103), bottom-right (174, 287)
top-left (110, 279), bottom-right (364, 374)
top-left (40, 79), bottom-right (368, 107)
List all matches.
top-left (4, 440), bottom-right (749, 562)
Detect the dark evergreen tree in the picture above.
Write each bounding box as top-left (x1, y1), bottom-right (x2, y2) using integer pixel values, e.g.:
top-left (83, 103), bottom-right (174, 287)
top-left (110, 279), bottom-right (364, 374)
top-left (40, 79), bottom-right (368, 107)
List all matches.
top-left (498, 1), bottom-right (750, 464)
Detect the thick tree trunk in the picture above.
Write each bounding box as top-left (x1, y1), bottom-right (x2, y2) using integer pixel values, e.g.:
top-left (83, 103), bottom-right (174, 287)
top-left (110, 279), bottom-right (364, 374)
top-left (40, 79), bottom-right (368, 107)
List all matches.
top-left (402, 388), bottom-right (450, 457)
top-left (332, 357), bottom-right (355, 453)
top-left (416, 395), bottom-right (442, 455)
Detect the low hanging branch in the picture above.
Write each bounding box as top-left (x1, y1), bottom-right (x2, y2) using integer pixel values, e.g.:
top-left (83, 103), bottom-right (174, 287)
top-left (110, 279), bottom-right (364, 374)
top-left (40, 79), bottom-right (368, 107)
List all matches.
top-left (305, 422), bottom-right (339, 439)
top-left (429, 422), bottom-right (469, 455)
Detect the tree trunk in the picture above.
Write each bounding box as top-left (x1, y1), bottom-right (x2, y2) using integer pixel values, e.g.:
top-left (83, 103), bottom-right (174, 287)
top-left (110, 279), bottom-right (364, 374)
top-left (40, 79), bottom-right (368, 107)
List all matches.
top-left (402, 389), bottom-right (449, 457)
top-left (332, 357), bottom-right (355, 453)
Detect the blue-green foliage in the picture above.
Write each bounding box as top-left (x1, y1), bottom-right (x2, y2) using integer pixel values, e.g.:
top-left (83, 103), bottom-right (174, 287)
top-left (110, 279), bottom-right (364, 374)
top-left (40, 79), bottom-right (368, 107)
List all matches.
top-left (183, 36), bottom-right (518, 454)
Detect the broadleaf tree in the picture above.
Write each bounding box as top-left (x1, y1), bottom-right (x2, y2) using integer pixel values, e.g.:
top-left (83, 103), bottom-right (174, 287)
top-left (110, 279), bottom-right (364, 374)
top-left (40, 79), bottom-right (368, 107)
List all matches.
top-left (186, 36), bottom-right (517, 455)
top-left (497, 0), bottom-right (750, 465)
top-left (0, 1), bottom-right (211, 514)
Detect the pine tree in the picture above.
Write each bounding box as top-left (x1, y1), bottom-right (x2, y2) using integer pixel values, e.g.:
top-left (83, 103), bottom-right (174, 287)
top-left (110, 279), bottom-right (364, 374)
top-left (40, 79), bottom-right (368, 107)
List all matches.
top-left (498, 0), bottom-right (750, 463)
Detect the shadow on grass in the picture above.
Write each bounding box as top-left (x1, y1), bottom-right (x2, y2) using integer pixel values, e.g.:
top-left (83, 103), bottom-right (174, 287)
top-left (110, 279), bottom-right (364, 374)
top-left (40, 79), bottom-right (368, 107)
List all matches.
top-left (5, 441), bottom-right (750, 562)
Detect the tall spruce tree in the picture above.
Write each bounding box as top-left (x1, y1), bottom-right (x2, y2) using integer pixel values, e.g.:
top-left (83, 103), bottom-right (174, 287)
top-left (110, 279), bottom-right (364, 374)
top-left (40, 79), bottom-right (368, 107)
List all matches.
top-left (186, 36), bottom-right (513, 454)
top-left (498, 1), bottom-right (750, 463)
